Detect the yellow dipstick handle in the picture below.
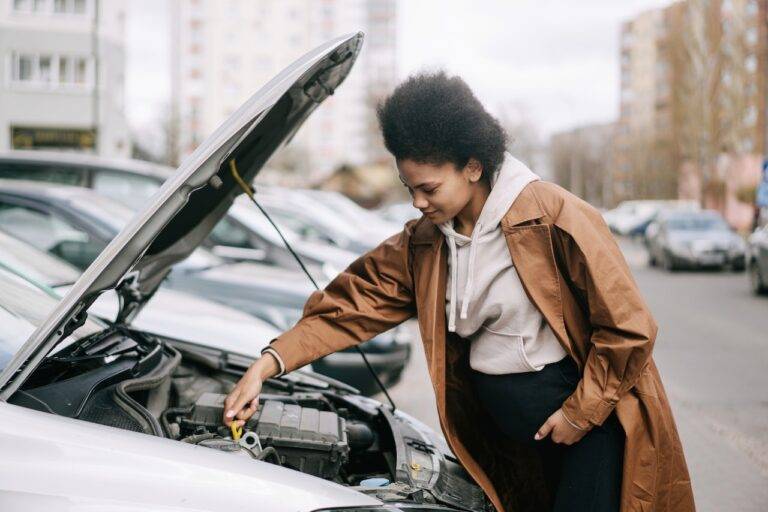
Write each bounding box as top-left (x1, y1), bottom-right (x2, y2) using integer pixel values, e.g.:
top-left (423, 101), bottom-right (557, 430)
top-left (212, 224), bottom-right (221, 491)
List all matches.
top-left (231, 422), bottom-right (243, 441)
top-left (229, 159), bottom-right (254, 199)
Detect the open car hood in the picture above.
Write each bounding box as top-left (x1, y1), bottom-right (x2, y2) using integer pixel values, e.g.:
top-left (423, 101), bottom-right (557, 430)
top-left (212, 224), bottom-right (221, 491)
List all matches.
top-left (0, 32), bottom-right (363, 399)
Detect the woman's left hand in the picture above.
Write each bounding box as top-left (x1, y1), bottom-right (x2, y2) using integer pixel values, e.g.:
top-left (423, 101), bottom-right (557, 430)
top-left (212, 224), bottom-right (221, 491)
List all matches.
top-left (535, 408), bottom-right (591, 445)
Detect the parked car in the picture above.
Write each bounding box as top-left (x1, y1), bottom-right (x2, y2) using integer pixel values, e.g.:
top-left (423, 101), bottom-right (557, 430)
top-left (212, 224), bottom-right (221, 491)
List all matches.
top-left (293, 187), bottom-right (401, 244)
top-left (604, 199), bottom-right (699, 237)
top-left (747, 223), bottom-right (768, 295)
top-left (647, 209), bottom-right (746, 271)
top-left (0, 150), bottom-right (359, 278)
top-left (0, 148), bottom-right (173, 205)
top-left (0, 32), bottom-right (487, 512)
top-left (0, 228), bottom-right (287, 360)
top-left (0, 180), bottom-right (412, 395)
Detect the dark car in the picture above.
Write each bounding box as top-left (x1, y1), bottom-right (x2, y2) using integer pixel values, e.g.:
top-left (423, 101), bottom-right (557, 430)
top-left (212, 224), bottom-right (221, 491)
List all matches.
top-left (0, 180), bottom-right (412, 395)
top-left (747, 223), bottom-right (768, 295)
top-left (647, 209), bottom-right (746, 271)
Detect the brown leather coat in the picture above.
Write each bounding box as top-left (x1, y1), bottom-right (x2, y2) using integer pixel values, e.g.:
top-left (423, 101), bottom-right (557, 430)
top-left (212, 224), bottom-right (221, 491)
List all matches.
top-left (265, 181), bottom-right (695, 512)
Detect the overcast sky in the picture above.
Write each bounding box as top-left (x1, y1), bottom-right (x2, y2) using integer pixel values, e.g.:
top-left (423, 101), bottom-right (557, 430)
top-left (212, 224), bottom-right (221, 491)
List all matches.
top-left (125, 0), bottom-right (672, 141)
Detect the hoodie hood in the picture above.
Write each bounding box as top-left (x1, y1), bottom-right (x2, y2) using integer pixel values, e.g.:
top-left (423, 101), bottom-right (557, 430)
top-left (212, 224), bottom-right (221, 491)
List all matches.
top-left (436, 152), bottom-right (540, 332)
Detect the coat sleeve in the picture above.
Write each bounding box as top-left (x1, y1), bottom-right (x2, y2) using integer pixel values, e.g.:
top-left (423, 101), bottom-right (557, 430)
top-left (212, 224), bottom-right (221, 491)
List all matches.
top-left (259, 219), bottom-right (418, 376)
top-left (547, 191), bottom-right (658, 429)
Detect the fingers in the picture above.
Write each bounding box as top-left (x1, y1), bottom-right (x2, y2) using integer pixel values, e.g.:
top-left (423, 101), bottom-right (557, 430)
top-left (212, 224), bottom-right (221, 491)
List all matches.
top-left (223, 389), bottom-right (240, 426)
top-left (534, 415), bottom-right (555, 441)
top-left (236, 398), bottom-right (259, 421)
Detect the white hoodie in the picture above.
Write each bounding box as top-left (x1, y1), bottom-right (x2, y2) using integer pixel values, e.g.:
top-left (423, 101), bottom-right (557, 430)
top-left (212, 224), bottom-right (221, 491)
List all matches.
top-left (437, 152), bottom-right (567, 374)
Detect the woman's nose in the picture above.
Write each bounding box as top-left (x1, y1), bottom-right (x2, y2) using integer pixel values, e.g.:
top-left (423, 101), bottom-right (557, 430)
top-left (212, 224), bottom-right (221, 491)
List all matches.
top-left (412, 192), bottom-right (428, 210)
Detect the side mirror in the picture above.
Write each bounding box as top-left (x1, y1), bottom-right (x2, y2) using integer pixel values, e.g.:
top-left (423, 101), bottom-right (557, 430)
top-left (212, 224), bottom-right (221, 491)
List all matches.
top-left (211, 245), bottom-right (267, 262)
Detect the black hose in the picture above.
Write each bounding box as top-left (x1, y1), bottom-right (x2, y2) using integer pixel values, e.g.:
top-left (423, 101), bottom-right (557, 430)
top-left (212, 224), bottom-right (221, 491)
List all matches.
top-left (181, 432), bottom-right (217, 444)
top-left (257, 446), bottom-right (282, 465)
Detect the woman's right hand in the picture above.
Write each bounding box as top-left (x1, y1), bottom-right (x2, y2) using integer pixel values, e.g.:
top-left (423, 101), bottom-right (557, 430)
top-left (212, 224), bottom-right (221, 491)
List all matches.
top-left (222, 353), bottom-right (279, 428)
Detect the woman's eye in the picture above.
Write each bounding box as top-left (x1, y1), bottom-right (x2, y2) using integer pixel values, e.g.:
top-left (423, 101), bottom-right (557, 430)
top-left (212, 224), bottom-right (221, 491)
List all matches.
top-left (425, 188), bottom-right (437, 194)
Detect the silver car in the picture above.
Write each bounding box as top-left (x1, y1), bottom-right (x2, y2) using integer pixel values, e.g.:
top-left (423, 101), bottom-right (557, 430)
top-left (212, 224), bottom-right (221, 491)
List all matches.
top-left (647, 209), bottom-right (747, 271)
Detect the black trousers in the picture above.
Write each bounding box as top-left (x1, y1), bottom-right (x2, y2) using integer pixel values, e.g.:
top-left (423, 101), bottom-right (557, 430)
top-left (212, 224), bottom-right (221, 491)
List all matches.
top-left (470, 356), bottom-right (625, 512)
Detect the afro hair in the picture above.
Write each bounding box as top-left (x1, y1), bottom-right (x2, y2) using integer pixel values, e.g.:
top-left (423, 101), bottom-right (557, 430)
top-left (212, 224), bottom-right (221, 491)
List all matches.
top-left (376, 70), bottom-right (508, 183)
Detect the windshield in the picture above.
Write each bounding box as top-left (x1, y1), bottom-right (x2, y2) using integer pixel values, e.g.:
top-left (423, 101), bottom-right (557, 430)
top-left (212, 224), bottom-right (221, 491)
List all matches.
top-left (666, 216), bottom-right (729, 232)
top-left (68, 192), bottom-right (138, 233)
top-left (305, 190), bottom-right (396, 233)
top-left (0, 229), bottom-right (81, 286)
top-left (0, 267), bottom-right (104, 372)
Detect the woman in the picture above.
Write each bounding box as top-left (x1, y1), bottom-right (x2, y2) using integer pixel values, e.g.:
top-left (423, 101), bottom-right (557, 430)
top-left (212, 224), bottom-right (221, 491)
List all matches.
top-left (223, 71), bottom-right (695, 512)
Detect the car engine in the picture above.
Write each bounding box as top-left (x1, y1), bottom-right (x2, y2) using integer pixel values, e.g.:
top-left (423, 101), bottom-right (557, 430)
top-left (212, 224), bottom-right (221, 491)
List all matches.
top-left (163, 391), bottom-right (371, 480)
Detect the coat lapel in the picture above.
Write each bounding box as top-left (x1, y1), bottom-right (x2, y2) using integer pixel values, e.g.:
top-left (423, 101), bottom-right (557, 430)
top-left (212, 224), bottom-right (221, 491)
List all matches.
top-left (410, 220), bottom-right (448, 413)
top-left (500, 188), bottom-right (573, 358)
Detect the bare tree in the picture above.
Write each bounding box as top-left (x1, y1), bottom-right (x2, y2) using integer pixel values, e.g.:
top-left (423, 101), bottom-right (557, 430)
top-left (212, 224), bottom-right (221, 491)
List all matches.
top-left (496, 102), bottom-right (543, 171)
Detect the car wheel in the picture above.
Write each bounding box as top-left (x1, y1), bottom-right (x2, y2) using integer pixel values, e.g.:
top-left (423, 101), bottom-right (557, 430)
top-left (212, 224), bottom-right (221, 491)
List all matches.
top-left (662, 251), bottom-right (677, 272)
top-left (749, 263), bottom-right (768, 296)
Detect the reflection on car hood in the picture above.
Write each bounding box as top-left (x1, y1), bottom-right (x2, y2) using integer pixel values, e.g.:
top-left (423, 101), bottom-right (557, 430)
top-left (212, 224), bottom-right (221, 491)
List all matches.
top-left (0, 403), bottom-right (381, 511)
top-left (0, 33), bottom-right (363, 399)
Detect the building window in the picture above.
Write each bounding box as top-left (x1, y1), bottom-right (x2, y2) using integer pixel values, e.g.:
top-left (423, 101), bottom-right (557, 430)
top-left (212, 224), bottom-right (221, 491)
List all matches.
top-left (9, 52), bottom-right (92, 89)
top-left (13, 0), bottom-right (90, 15)
top-left (13, 0), bottom-right (32, 11)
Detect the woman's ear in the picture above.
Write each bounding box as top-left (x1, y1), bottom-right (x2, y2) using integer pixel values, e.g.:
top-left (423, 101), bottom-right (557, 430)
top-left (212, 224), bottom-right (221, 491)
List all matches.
top-left (466, 158), bottom-right (484, 183)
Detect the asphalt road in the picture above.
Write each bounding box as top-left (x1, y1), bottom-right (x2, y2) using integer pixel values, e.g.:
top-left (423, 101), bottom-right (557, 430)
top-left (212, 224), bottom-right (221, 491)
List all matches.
top-left (373, 236), bottom-right (768, 511)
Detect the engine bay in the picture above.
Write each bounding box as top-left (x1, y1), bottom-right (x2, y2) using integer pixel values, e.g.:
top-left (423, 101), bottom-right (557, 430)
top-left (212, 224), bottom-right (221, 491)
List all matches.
top-left (8, 327), bottom-right (490, 511)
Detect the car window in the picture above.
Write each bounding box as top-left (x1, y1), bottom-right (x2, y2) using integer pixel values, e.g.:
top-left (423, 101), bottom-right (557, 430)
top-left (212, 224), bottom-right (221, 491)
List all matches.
top-left (666, 216), bottom-right (729, 231)
top-left (210, 216), bottom-right (267, 250)
top-left (0, 203), bottom-right (106, 269)
top-left (0, 162), bottom-right (87, 186)
top-left (92, 171), bottom-right (161, 209)
top-left (264, 209), bottom-right (339, 246)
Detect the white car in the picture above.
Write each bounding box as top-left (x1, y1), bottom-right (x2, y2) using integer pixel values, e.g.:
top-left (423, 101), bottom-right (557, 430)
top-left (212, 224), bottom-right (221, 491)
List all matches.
top-left (0, 33), bottom-right (489, 512)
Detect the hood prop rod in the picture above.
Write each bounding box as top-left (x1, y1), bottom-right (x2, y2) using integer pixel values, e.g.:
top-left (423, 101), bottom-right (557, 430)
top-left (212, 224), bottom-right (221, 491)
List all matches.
top-left (228, 159), bottom-right (397, 412)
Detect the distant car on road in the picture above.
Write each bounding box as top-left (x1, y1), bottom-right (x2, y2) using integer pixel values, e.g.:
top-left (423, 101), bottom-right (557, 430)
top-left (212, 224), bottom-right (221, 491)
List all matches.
top-left (747, 223), bottom-right (768, 295)
top-left (647, 210), bottom-right (746, 271)
top-left (604, 199), bottom-right (699, 237)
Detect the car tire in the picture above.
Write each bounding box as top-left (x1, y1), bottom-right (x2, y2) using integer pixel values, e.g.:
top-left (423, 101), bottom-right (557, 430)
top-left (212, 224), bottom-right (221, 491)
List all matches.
top-left (662, 251), bottom-right (677, 272)
top-left (749, 262), bottom-right (768, 296)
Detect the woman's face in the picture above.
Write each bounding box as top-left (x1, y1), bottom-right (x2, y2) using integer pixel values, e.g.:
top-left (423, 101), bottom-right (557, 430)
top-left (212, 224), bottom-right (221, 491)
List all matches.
top-left (397, 158), bottom-right (485, 225)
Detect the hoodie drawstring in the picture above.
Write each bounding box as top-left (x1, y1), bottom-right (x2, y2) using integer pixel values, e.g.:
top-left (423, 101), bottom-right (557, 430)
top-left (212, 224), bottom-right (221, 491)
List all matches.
top-left (446, 221), bottom-right (482, 332)
top-left (460, 221), bottom-right (481, 321)
top-left (447, 233), bottom-right (459, 332)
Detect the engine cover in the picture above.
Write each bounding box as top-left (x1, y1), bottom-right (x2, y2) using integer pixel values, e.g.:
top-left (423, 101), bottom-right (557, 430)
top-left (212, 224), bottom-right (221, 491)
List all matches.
top-left (189, 393), bottom-right (349, 479)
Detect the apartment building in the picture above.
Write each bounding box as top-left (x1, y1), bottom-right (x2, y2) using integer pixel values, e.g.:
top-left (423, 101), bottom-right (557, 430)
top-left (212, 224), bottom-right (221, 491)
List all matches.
top-left (170, 0), bottom-right (397, 180)
top-left (0, 0), bottom-right (129, 157)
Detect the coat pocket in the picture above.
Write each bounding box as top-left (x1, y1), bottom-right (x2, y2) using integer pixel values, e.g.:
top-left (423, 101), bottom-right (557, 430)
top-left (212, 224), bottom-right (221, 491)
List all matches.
top-left (469, 326), bottom-right (541, 374)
